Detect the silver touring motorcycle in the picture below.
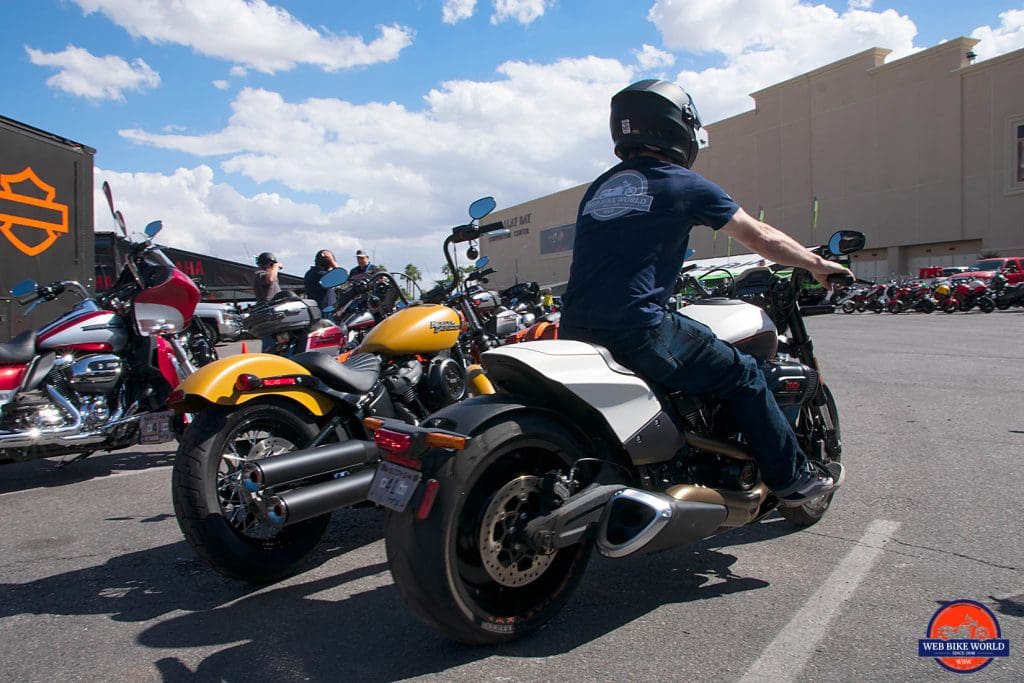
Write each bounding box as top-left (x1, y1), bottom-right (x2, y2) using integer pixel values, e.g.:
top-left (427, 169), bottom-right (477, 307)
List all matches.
top-left (358, 229), bottom-right (865, 643)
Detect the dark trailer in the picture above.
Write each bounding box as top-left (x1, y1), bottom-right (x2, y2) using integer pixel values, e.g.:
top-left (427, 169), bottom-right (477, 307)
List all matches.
top-left (0, 115), bottom-right (95, 340)
top-left (95, 232), bottom-right (305, 302)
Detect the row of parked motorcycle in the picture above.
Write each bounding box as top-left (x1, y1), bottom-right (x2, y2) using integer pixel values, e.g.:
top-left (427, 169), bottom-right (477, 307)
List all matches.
top-left (2, 187), bottom-right (869, 645)
top-left (832, 274), bottom-right (1024, 314)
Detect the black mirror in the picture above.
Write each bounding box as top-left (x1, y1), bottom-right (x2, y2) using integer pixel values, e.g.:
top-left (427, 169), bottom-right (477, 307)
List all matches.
top-left (475, 256), bottom-right (489, 269)
top-left (468, 196), bottom-right (496, 220)
top-left (144, 220), bottom-right (162, 238)
top-left (828, 230), bottom-right (866, 256)
top-left (10, 280), bottom-right (36, 297)
top-left (320, 267), bottom-right (349, 288)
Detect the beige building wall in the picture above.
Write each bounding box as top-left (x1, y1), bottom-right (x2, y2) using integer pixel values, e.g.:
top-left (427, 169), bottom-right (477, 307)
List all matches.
top-left (483, 39), bottom-right (1024, 288)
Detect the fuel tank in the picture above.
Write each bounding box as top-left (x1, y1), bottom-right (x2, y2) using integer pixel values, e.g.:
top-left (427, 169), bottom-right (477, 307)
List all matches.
top-left (680, 300), bottom-right (778, 360)
top-left (359, 304), bottom-right (461, 355)
top-left (37, 300), bottom-right (129, 353)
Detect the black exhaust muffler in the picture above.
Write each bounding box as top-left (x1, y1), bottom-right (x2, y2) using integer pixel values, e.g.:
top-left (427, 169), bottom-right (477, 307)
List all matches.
top-left (596, 489), bottom-right (727, 558)
top-left (242, 439), bottom-right (379, 492)
top-left (266, 468), bottom-right (375, 527)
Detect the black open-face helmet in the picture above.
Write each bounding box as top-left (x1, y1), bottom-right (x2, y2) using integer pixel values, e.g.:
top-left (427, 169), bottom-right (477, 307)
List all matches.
top-left (256, 251), bottom-right (278, 267)
top-left (610, 79), bottom-right (704, 168)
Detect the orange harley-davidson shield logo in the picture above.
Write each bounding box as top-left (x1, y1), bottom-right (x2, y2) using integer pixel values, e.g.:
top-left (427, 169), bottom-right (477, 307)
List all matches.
top-left (0, 167), bottom-right (69, 256)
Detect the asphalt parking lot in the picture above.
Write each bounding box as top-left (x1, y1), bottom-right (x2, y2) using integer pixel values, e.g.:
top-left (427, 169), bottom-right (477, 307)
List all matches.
top-left (1, 310), bottom-right (1022, 682)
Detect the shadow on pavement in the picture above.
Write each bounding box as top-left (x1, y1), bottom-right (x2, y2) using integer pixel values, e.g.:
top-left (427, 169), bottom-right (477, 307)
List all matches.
top-left (0, 447), bottom-right (175, 495)
top-left (137, 518), bottom-right (797, 682)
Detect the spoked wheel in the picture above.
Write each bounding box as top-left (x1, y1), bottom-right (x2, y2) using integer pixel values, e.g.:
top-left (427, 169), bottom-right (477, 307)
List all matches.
top-left (171, 401), bottom-right (329, 582)
top-left (386, 415), bottom-right (593, 644)
top-left (841, 302), bottom-right (856, 314)
top-left (779, 384), bottom-right (842, 527)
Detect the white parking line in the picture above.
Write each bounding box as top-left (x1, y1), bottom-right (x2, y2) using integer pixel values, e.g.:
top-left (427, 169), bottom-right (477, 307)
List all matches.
top-left (0, 465), bottom-right (172, 498)
top-left (738, 519), bottom-right (901, 683)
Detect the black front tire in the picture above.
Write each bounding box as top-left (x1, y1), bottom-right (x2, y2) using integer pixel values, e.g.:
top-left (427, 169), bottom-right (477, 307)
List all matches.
top-left (171, 401), bottom-right (329, 583)
top-left (778, 384), bottom-right (842, 527)
top-left (386, 414), bottom-right (593, 644)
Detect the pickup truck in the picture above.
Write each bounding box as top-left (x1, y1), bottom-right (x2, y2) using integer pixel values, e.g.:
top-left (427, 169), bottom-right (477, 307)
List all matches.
top-left (950, 257), bottom-right (1024, 285)
top-left (193, 302), bottom-right (244, 345)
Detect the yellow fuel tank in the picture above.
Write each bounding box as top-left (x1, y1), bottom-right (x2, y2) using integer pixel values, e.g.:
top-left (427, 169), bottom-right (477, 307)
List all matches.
top-left (359, 304), bottom-right (462, 355)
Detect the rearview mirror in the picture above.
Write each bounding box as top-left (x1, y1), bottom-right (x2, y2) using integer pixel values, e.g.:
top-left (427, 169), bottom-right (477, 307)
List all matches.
top-left (828, 230), bottom-right (866, 256)
top-left (468, 196), bottom-right (497, 220)
top-left (10, 280), bottom-right (36, 297)
top-left (144, 220), bottom-right (162, 238)
top-left (320, 267), bottom-right (349, 288)
top-left (475, 256), bottom-right (490, 269)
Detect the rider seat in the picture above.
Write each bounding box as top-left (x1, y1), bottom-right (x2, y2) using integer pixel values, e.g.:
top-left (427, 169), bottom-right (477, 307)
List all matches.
top-left (0, 330), bottom-right (37, 364)
top-left (291, 351), bottom-right (381, 394)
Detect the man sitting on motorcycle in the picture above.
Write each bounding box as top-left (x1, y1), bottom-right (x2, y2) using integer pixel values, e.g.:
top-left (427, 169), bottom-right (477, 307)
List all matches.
top-left (559, 79), bottom-right (849, 507)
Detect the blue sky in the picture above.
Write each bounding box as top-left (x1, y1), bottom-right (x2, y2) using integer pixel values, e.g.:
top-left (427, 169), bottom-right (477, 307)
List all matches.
top-left (2, 1), bottom-right (1023, 279)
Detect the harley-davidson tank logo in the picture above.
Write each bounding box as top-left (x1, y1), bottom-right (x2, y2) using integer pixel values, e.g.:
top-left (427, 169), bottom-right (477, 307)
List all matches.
top-left (430, 320), bottom-right (460, 333)
top-left (0, 167), bottom-right (69, 256)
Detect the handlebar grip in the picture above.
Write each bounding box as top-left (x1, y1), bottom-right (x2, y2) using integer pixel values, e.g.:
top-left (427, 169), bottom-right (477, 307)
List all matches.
top-left (827, 273), bottom-right (854, 286)
top-left (478, 221), bottom-right (506, 235)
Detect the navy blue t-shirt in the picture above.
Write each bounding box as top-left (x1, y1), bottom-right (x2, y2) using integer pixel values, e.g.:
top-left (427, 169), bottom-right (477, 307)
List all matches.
top-left (561, 157), bottom-right (739, 330)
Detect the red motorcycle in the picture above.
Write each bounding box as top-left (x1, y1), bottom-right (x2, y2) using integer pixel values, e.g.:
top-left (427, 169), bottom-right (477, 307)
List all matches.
top-left (953, 279), bottom-right (995, 313)
top-left (0, 183), bottom-right (203, 465)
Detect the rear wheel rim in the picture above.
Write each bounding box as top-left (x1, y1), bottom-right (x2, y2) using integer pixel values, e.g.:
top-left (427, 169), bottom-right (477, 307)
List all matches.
top-left (215, 414), bottom-right (306, 540)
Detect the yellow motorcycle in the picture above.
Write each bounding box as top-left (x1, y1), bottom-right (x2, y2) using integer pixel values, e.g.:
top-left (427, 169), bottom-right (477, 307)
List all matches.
top-left (168, 197), bottom-right (506, 582)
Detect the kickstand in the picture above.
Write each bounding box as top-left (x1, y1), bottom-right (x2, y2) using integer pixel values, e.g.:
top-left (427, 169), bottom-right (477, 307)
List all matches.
top-left (57, 451), bottom-right (94, 468)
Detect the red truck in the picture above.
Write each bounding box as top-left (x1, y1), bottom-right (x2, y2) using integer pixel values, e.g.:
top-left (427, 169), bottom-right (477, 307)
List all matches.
top-left (950, 256), bottom-right (1024, 284)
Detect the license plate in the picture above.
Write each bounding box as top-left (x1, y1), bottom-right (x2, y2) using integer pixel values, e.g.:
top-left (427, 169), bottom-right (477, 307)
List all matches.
top-left (139, 411), bottom-right (174, 444)
top-left (367, 460), bottom-right (422, 512)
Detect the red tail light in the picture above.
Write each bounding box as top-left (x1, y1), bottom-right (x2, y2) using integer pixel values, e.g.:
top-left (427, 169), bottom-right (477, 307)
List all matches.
top-left (262, 376), bottom-right (299, 387)
top-left (374, 428), bottom-right (413, 455)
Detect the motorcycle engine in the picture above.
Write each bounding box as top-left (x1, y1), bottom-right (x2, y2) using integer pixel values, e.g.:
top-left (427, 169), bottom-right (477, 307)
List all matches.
top-left (68, 354), bottom-right (124, 394)
top-left (424, 357), bottom-right (467, 410)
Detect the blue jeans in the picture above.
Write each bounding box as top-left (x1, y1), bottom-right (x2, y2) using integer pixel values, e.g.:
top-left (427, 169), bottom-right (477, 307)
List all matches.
top-left (560, 311), bottom-right (807, 491)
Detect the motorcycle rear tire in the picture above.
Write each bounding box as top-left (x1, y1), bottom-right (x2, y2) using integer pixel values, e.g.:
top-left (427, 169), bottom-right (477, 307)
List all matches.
top-left (918, 299), bottom-right (936, 314)
top-left (979, 298), bottom-right (995, 314)
top-left (778, 384), bottom-right (842, 527)
top-left (841, 302), bottom-right (856, 314)
top-left (386, 414), bottom-right (593, 644)
top-left (171, 401), bottom-right (329, 583)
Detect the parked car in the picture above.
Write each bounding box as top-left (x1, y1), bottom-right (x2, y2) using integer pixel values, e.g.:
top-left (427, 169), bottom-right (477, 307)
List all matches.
top-left (193, 301), bottom-right (244, 345)
top-left (942, 266), bottom-right (969, 277)
top-left (950, 257), bottom-right (1024, 285)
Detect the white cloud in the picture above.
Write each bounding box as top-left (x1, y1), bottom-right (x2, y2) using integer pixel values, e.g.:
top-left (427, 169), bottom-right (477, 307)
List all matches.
top-left (649, 0), bottom-right (918, 122)
top-left (72, 0), bottom-right (413, 73)
top-left (442, 0), bottom-right (477, 24)
top-left (25, 44), bottom-right (159, 101)
top-left (491, 0), bottom-right (552, 26)
top-left (229, 65), bottom-right (248, 78)
top-left (848, 0), bottom-right (873, 9)
top-left (212, 79), bottom-right (230, 90)
top-left (634, 43), bottom-right (675, 70)
top-left (971, 9), bottom-right (1024, 60)
top-left (115, 57), bottom-right (632, 276)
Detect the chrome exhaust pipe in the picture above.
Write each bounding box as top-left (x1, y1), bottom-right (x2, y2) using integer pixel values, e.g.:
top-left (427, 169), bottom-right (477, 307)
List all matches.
top-left (596, 488), bottom-right (727, 558)
top-left (0, 386), bottom-right (85, 448)
top-left (241, 440), bottom-right (379, 492)
top-left (266, 468), bottom-right (375, 527)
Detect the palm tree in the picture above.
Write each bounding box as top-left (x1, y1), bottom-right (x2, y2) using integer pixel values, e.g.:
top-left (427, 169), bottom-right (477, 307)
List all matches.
top-left (403, 263), bottom-right (422, 297)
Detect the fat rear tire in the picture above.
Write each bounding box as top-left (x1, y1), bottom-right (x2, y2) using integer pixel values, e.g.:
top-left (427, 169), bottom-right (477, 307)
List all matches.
top-left (386, 414), bottom-right (593, 644)
top-left (171, 401), bottom-right (329, 583)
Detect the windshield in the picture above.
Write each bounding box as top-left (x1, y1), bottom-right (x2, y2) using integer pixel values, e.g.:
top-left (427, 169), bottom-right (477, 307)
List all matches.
top-left (968, 259), bottom-right (1004, 272)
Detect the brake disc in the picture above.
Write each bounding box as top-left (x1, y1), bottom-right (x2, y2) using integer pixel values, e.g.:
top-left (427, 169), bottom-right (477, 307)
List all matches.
top-left (478, 475), bottom-right (556, 587)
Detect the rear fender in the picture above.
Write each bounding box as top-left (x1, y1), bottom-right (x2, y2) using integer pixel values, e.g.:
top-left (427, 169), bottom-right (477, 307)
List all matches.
top-left (170, 353), bottom-right (334, 416)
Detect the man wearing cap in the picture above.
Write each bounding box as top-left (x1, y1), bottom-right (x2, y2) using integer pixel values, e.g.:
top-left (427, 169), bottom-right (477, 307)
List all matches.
top-left (350, 249), bottom-right (375, 279)
top-left (253, 251), bottom-right (283, 352)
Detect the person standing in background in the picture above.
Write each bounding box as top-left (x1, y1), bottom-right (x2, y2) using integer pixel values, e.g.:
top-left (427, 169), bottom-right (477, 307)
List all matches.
top-left (304, 249), bottom-right (338, 310)
top-left (253, 251), bottom-right (282, 352)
